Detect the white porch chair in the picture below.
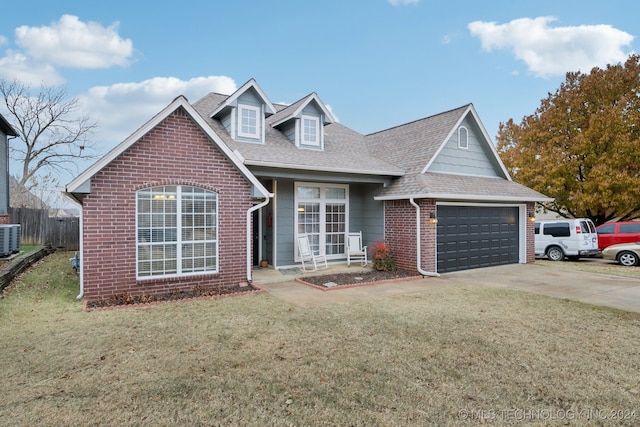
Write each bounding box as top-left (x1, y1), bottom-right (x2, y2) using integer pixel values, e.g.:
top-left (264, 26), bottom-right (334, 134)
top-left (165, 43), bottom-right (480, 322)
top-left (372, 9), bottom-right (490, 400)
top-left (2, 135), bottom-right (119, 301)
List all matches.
top-left (347, 231), bottom-right (368, 266)
top-left (297, 234), bottom-right (328, 272)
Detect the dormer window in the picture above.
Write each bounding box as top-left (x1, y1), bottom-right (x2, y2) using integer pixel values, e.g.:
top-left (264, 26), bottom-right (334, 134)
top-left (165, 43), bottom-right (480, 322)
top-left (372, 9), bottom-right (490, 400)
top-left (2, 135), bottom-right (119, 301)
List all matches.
top-left (238, 105), bottom-right (261, 139)
top-left (458, 126), bottom-right (468, 149)
top-left (302, 115), bottom-right (320, 146)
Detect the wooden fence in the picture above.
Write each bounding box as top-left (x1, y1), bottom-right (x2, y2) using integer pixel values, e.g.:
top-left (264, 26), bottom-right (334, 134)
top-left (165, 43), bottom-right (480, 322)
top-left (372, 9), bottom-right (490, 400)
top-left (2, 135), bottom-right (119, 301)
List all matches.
top-left (9, 207), bottom-right (79, 251)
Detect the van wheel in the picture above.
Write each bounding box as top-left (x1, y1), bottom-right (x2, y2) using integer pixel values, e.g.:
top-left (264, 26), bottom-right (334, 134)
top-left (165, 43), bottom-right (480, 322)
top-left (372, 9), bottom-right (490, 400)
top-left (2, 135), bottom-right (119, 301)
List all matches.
top-left (617, 251), bottom-right (639, 267)
top-left (546, 246), bottom-right (565, 261)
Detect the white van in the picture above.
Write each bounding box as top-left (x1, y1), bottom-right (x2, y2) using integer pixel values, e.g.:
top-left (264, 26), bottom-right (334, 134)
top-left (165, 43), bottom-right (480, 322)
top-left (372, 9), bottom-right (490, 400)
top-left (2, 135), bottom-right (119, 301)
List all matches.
top-left (534, 219), bottom-right (599, 261)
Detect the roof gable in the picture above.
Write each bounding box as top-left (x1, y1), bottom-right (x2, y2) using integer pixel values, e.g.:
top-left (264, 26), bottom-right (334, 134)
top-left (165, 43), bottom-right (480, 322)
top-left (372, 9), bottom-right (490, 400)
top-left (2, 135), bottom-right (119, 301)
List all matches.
top-left (66, 96), bottom-right (271, 201)
top-left (210, 78), bottom-right (276, 118)
top-left (269, 93), bottom-right (335, 128)
top-left (422, 105), bottom-right (511, 179)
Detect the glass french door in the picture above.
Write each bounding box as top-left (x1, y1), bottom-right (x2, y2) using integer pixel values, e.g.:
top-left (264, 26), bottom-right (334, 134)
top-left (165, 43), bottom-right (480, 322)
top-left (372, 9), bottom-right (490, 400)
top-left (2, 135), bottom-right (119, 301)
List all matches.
top-left (295, 183), bottom-right (348, 259)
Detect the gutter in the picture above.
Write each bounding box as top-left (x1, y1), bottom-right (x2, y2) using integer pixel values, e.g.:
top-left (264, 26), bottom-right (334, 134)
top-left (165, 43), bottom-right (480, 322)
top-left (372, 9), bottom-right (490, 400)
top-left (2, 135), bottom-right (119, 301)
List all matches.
top-left (246, 197), bottom-right (271, 283)
top-left (409, 198), bottom-right (440, 277)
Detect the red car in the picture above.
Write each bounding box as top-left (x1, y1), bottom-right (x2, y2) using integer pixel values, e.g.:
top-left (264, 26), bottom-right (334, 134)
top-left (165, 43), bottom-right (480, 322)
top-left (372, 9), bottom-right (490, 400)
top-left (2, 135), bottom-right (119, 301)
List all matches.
top-left (596, 222), bottom-right (640, 251)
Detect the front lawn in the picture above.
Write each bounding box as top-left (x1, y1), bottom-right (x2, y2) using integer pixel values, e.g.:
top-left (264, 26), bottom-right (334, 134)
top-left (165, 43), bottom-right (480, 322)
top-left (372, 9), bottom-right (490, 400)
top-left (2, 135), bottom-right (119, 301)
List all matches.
top-left (1, 252), bottom-right (639, 426)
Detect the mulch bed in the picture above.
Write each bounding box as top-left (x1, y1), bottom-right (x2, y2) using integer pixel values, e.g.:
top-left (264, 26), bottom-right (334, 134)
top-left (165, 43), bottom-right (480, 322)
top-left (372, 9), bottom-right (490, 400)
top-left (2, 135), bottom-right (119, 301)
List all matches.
top-left (84, 284), bottom-right (264, 311)
top-left (296, 269), bottom-right (422, 291)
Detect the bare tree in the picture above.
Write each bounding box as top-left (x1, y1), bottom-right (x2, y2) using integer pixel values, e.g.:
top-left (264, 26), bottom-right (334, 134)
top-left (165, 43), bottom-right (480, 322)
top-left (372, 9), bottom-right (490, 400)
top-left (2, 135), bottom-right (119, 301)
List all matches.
top-left (0, 79), bottom-right (98, 194)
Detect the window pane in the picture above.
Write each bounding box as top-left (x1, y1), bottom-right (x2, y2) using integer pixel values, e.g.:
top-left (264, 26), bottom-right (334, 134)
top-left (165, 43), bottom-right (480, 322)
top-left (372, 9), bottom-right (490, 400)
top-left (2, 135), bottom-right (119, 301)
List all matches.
top-left (137, 185), bottom-right (218, 277)
top-left (297, 186), bottom-right (320, 199)
top-left (597, 224), bottom-right (614, 234)
top-left (325, 203), bottom-right (346, 255)
top-left (242, 108), bottom-right (257, 134)
top-left (303, 117), bottom-right (317, 143)
top-left (620, 223), bottom-right (640, 233)
top-left (325, 187), bottom-right (346, 199)
top-left (459, 127), bottom-right (468, 148)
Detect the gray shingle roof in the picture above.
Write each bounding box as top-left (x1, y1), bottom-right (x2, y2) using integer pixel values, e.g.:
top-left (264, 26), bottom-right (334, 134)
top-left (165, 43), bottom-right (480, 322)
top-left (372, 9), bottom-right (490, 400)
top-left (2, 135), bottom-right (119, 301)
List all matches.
top-left (193, 93), bottom-right (404, 176)
top-left (367, 105), bottom-right (470, 173)
top-left (192, 91), bottom-right (551, 202)
top-left (376, 172), bottom-right (552, 201)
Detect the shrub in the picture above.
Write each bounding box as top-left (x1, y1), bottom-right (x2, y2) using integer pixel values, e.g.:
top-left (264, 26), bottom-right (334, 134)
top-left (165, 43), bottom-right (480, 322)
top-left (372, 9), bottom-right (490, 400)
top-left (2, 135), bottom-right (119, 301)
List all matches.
top-left (370, 241), bottom-right (396, 271)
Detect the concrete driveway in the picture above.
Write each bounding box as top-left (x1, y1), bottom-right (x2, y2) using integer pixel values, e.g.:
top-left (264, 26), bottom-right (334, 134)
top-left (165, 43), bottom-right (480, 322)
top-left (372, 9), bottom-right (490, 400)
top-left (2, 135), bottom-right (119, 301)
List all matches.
top-left (255, 263), bottom-right (640, 313)
top-left (441, 263), bottom-right (640, 313)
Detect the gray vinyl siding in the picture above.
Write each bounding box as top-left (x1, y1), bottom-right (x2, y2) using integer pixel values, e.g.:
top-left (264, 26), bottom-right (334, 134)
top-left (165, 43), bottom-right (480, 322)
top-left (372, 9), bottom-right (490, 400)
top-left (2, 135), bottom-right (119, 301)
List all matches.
top-left (281, 121), bottom-right (296, 144)
top-left (0, 132), bottom-right (7, 214)
top-left (349, 183), bottom-right (384, 248)
top-left (275, 179), bottom-right (296, 266)
top-left (220, 111), bottom-right (232, 135)
top-left (427, 117), bottom-right (505, 178)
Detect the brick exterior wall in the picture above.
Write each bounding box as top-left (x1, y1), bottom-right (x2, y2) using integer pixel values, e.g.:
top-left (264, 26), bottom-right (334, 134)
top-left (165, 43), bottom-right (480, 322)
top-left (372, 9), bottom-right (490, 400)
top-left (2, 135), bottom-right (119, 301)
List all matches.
top-left (526, 202), bottom-right (536, 263)
top-left (81, 108), bottom-right (253, 303)
top-left (384, 198), bottom-right (437, 274)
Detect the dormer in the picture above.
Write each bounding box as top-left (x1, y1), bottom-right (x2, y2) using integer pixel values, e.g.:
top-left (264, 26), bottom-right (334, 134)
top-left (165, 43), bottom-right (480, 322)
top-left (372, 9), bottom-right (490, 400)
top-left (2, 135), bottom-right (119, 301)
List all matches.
top-left (210, 79), bottom-right (276, 144)
top-left (270, 93), bottom-right (335, 150)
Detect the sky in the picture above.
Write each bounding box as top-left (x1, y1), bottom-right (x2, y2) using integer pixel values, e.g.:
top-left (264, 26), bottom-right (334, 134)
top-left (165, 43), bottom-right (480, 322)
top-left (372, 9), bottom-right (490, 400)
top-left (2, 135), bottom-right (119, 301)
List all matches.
top-left (0, 0), bottom-right (637, 206)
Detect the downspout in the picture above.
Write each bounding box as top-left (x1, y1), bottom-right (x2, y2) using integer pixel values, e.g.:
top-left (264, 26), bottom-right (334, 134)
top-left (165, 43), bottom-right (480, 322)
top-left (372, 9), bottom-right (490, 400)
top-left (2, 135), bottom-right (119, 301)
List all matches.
top-left (246, 197), bottom-right (270, 283)
top-left (409, 197), bottom-right (440, 277)
top-left (75, 206), bottom-right (84, 299)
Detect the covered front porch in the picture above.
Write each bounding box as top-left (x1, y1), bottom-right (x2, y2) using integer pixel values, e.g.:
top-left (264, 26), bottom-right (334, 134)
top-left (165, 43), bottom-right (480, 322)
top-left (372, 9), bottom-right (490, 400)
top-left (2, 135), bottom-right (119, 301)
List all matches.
top-left (251, 174), bottom-right (389, 270)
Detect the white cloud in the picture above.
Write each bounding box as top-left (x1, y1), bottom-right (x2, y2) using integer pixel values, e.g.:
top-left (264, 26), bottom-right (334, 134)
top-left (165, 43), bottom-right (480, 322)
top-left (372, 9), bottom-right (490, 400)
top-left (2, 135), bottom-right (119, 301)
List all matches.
top-left (0, 35), bottom-right (7, 46)
top-left (325, 104), bottom-right (340, 123)
top-left (468, 16), bottom-right (634, 78)
top-left (0, 50), bottom-right (64, 85)
top-left (388, 0), bottom-right (419, 5)
top-left (78, 75), bottom-right (237, 152)
top-left (15, 14), bottom-right (134, 68)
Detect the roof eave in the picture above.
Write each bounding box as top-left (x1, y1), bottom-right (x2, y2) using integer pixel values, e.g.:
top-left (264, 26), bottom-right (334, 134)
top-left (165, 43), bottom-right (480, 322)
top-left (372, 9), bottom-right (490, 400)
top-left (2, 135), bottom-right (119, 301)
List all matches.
top-left (244, 159), bottom-right (404, 177)
top-left (374, 192), bottom-right (554, 203)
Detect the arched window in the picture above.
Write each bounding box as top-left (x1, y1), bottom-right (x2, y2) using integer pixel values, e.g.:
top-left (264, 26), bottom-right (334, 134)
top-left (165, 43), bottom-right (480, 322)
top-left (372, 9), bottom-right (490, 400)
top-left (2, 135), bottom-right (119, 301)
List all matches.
top-left (458, 126), bottom-right (469, 149)
top-left (136, 185), bottom-right (218, 278)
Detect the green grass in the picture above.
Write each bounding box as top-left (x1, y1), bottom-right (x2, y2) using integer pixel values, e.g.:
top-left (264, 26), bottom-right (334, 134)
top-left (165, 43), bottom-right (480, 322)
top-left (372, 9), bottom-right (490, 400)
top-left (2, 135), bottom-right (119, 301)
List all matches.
top-left (1, 252), bottom-right (640, 426)
top-left (18, 244), bottom-right (41, 256)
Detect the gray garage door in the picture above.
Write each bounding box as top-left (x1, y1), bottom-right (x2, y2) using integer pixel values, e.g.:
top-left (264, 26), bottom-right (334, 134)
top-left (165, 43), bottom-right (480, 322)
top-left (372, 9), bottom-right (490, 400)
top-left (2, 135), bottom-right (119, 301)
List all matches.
top-left (437, 205), bottom-right (519, 273)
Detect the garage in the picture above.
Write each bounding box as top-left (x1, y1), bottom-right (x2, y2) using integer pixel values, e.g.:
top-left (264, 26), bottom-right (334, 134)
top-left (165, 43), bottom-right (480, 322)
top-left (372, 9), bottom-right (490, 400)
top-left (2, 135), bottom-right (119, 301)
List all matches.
top-left (437, 205), bottom-right (519, 273)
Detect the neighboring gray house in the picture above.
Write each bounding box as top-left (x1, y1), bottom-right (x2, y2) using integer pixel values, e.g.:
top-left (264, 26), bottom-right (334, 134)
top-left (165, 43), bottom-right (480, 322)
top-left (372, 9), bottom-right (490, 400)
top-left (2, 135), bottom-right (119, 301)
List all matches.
top-left (0, 113), bottom-right (17, 223)
top-left (66, 79), bottom-right (551, 304)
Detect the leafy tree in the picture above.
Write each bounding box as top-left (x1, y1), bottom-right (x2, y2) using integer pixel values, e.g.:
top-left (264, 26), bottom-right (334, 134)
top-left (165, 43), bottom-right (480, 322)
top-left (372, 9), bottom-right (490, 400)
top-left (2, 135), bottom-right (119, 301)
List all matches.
top-left (0, 79), bottom-right (98, 205)
top-left (497, 54), bottom-right (640, 225)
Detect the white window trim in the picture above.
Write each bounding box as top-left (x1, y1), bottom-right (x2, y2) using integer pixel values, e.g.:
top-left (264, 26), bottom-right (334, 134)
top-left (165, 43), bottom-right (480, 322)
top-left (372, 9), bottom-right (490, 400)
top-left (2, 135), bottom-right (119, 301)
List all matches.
top-left (136, 185), bottom-right (219, 279)
top-left (458, 126), bottom-right (469, 149)
top-left (294, 182), bottom-right (349, 262)
top-left (301, 115), bottom-right (320, 147)
top-left (237, 104), bottom-right (261, 139)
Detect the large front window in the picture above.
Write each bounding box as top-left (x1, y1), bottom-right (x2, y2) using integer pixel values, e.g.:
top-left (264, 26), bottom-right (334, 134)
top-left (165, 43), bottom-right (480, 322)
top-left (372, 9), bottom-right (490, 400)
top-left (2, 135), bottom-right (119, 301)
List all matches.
top-left (295, 183), bottom-right (347, 259)
top-left (137, 186), bottom-right (218, 278)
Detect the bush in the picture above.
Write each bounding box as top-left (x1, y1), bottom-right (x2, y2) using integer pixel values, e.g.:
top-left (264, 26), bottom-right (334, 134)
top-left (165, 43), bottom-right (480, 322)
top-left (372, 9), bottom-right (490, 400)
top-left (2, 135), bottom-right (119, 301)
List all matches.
top-left (370, 241), bottom-right (396, 271)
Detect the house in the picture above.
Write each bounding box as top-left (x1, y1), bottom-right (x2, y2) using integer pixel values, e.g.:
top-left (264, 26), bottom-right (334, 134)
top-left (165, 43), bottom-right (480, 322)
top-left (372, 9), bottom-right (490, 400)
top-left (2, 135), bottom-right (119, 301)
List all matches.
top-left (65, 79), bottom-right (551, 303)
top-left (0, 113), bottom-right (17, 225)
